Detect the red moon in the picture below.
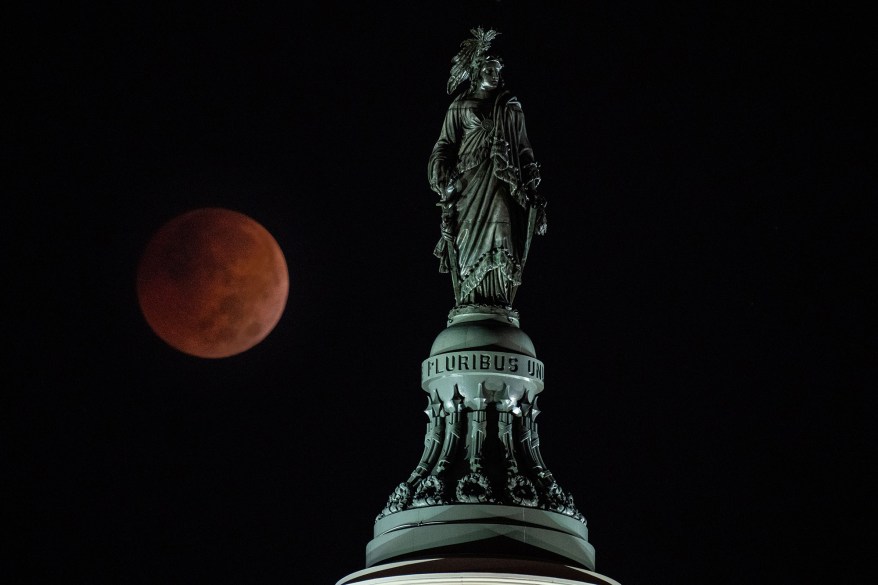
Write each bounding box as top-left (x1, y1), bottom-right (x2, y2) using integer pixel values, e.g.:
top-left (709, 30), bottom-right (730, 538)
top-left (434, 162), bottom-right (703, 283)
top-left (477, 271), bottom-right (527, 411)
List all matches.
top-left (136, 208), bottom-right (289, 358)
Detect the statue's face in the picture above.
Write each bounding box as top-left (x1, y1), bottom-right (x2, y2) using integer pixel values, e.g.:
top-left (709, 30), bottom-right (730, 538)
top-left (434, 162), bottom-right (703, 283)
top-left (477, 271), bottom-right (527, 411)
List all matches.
top-left (478, 60), bottom-right (503, 91)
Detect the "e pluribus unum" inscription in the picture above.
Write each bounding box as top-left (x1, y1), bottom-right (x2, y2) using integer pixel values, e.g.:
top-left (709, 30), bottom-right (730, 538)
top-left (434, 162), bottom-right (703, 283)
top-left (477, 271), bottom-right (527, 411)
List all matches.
top-left (422, 352), bottom-right (544, 381)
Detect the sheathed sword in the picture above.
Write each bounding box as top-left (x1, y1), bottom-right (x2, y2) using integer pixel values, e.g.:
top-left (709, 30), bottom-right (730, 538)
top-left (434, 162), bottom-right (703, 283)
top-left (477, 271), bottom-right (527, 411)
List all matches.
top-left (438, 180), bottom-right (463, 303)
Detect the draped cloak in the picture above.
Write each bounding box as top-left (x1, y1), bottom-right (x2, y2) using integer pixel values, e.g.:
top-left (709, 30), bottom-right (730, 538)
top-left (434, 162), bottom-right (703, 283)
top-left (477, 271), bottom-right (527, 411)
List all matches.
top-left (428, 90), bottom-right (537, 301)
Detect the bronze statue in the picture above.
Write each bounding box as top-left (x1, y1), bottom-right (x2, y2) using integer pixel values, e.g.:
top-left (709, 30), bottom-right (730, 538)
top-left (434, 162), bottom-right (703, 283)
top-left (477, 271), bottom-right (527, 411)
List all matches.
top-left (429, 27), bottom-right (547, 310)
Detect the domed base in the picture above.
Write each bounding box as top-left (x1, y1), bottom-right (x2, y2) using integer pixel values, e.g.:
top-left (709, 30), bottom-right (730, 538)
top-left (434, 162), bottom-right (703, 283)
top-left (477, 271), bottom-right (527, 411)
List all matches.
top-left (448, 304), bottom-right (520, 326)
top-left (432, 310), bottom-right (536, 358)
top-left (337, 557), bottom-right (621, 585)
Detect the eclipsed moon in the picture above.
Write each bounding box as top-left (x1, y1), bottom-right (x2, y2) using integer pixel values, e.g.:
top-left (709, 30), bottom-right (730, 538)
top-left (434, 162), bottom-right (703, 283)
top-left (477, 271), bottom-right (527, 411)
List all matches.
top-left (136, 207), bottom-right (289, 358)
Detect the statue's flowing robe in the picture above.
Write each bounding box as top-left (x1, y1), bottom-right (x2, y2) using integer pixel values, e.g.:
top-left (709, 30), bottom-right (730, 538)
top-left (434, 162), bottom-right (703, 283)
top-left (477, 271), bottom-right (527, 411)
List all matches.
top-left (428, 90), bottom-right (537, 301)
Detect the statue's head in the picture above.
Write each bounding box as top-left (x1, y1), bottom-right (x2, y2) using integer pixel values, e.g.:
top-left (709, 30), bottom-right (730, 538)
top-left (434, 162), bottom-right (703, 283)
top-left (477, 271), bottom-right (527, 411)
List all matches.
top-left (472, 56), bottom-right (504, 92)
top-left (446, 27), bottom-right (502, 95)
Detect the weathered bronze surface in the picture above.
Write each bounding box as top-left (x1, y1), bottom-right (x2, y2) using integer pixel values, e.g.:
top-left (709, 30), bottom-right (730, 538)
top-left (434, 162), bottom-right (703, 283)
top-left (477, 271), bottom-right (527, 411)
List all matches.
top-left (367, 29), bottom-right (593, 572)
top-left (428, 27), bottom-right (547, 312)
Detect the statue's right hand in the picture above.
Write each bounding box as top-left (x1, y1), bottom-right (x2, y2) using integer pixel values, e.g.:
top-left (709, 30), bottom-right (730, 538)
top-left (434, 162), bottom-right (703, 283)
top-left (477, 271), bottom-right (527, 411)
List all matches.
top-left (432, 167), bottom-right (449, 190)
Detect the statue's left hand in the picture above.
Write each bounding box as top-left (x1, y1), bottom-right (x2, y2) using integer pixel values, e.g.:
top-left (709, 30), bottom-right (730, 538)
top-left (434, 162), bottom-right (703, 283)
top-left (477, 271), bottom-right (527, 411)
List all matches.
top-left (533, 197), bottom-right (548, 236)
top-left (536, 212), bottom-right (548, 236)
top-left (526, 190), bottom-right (547, 209)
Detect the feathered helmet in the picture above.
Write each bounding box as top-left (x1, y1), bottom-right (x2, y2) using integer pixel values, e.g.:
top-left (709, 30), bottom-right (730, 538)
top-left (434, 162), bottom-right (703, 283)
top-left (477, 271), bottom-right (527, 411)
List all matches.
top-left (446, 27), bottom-right (501, 95)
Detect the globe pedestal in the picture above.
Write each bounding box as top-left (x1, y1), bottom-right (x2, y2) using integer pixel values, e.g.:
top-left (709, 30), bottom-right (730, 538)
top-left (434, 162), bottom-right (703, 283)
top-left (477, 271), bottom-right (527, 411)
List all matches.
top-left (364, 311), bottom-right (603, 577)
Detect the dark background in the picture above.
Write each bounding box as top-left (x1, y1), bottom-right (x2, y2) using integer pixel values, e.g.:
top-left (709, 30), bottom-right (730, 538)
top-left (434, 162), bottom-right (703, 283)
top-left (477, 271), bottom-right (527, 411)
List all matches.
top-left (7, 2), bottom-right (870, 584)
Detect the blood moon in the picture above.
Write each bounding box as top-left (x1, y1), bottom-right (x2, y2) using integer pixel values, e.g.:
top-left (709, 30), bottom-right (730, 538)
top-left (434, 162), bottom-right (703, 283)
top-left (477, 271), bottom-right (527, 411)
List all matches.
top-left (136, 208), bottom-right (289, 358)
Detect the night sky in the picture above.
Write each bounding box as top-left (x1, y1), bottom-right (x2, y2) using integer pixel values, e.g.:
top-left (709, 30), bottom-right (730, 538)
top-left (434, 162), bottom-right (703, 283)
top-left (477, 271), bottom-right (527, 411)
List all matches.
top-left (9, 2), bottom-right (870, 584)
